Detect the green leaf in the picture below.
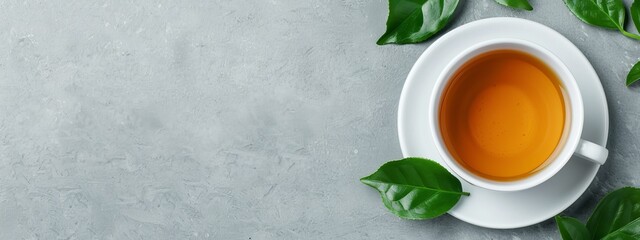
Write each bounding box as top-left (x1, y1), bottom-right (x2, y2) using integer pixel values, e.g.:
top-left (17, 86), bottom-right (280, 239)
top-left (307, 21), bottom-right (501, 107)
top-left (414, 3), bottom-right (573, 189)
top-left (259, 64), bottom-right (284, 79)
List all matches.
top-left (627, 61), bottom-right (640, 86)
top-left (555, 216), bottom-right (591, 240)
top-left (602, 218), bottom-right (640, 240)
top-left (561, 0), bottom-right (626, 30)
top-left (631, 0), bottom-right (640, 33)
top-left (586, 187), bottom-right (640, 239)
top-left (360, 157), bottom-right (469, 219)
top-left (377, 0), bottom-right (460, 45)
top-left (493, 0), bottom-right (533, 11)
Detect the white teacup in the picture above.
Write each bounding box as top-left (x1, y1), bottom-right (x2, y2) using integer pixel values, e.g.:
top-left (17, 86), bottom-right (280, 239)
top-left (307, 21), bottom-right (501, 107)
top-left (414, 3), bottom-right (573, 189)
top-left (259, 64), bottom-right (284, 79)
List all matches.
top-left (429, 38), bottom-right (609, 192)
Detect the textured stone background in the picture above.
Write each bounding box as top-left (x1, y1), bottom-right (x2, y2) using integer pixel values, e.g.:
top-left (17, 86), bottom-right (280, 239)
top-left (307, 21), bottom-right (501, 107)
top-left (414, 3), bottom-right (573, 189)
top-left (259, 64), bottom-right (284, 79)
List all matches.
top-left (1, 0), bottom-right (639, 239)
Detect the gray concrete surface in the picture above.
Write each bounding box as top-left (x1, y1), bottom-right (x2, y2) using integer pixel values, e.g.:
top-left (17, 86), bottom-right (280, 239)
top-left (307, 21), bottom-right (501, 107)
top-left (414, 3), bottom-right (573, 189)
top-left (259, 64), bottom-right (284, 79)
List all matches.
top-left (1, 0), bottom-right (640, 239)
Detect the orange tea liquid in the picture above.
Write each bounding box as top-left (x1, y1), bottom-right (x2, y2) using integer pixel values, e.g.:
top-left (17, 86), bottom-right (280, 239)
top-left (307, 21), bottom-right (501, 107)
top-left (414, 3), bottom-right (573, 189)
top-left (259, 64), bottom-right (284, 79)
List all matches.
top-left (439, 50), bottom-right (566, 181)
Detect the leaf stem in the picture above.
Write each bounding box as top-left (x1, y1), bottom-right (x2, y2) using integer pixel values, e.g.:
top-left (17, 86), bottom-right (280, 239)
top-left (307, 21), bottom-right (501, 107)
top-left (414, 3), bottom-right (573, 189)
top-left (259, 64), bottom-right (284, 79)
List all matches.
top-left (462, 191), bottom-right (470, 196)
top-left (619, 29), bottom-right (640, 40)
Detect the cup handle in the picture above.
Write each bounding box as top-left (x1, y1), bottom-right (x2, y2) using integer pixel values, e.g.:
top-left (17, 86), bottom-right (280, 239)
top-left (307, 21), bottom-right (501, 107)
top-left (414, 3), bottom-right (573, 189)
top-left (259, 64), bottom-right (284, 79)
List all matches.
top-left (574, 139), bottom-right (608, 165)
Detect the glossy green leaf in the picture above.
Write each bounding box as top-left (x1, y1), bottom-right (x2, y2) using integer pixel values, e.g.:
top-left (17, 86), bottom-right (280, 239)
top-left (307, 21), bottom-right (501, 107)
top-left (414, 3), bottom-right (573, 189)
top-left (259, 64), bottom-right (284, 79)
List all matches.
top-left (586, 187), bottom-right (640, 239)
top-left (555, 216), bottom-right (591, 240)
top-left (602, 218), bottom-right (640, 240)
top-left (627, 61), bottom-right (640, 86)
top-left (360, 157), bottom-right (469, 219)
top-left (494, 0), bottom-right (533, 11)
top-left (561, 0), bottom-right (625, 30)
top-left (377, 0), bottom-right (459, 45)
top-left (631, 0), bottom-right (640, 33)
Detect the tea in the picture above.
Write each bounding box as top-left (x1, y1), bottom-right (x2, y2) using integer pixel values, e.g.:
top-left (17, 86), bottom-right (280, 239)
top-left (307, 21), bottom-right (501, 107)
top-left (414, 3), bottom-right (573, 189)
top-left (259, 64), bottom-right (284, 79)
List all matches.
top-left (439, 49), bottom-right (566, 181)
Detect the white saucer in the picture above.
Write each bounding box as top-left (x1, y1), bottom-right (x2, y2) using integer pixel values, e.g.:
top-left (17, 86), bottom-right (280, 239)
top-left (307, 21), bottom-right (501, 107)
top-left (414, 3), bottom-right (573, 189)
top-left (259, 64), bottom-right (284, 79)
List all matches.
top-left (398, 17), bottom-right (609, 229)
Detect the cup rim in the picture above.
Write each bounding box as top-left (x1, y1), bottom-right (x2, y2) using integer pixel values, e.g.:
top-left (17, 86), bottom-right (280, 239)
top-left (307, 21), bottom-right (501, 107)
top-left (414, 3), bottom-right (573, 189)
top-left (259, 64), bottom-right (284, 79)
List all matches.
top-left (429, 38), bottom-right (585, 192)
